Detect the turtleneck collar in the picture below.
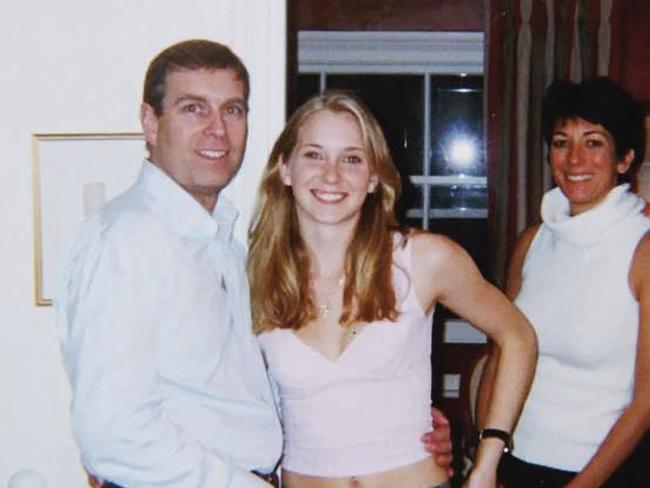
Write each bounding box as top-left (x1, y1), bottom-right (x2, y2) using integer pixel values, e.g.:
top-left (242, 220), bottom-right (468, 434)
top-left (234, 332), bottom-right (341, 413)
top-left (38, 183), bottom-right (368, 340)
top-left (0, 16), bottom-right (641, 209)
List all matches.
top-left (540, 183), bottom-right (646, 244)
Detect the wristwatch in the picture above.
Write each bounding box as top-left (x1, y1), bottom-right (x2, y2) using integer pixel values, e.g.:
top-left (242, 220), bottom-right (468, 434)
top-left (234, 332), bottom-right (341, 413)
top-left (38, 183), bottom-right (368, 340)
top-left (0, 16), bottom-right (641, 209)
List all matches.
top-left (478, 428), bottom-right (514, 453)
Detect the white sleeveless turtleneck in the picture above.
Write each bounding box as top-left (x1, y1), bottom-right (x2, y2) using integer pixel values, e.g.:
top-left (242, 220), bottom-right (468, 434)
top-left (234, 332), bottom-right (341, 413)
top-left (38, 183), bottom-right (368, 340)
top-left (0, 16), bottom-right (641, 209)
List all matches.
top-left (513, 184), bottom-right (650, 471)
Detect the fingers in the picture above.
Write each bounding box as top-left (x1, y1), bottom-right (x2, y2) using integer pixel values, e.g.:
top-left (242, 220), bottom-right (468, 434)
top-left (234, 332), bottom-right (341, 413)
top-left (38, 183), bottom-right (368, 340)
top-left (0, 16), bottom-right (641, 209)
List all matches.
top-left (426, 406), bottom-right (454, 477)
top-left (433, 420), bottom-right (451, 439)
top-left (430, 405), bottom-right (451, 427)
top-left (428, 406), bottom-right (452, 449)
top-left (421, 431), bottom-right (453, 454)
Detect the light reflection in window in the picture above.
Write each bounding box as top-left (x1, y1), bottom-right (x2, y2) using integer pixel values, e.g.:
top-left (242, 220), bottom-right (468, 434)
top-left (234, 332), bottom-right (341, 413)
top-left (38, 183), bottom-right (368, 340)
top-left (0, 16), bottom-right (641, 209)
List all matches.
top-left (440, 131), bottom-right (479, 171)
top-left (448, 136), bottom-right (477, 168)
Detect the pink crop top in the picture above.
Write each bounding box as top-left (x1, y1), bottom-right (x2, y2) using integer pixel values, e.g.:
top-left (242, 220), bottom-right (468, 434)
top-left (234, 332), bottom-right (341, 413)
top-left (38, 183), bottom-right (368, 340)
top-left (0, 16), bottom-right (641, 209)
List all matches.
top-left (257, 235), bottom-right (435, 477)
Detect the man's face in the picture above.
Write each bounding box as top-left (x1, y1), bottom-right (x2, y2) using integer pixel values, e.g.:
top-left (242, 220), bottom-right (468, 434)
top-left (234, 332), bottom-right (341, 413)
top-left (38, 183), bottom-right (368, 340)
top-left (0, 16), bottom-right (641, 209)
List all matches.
top-left (141, 68), bottom-right (248, 212)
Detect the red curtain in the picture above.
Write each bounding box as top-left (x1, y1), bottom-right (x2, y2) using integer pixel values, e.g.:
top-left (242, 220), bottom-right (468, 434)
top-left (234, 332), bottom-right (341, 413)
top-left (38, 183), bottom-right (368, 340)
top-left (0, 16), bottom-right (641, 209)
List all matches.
top-left (485, 0), bottom-right (623, 286)
top-left (609, 0), bottom-right (650, 109)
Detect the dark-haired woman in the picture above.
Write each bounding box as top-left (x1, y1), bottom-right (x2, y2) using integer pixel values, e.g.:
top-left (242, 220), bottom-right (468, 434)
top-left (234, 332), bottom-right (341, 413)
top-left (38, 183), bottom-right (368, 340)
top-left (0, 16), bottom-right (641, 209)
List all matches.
top-left (478, 77), bottom-right (650, 488)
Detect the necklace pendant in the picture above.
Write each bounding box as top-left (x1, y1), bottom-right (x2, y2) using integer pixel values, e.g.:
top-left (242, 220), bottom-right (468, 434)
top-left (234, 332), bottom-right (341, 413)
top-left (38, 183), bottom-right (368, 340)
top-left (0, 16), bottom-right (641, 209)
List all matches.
top-left (320, 303), bottom-right (330, 318)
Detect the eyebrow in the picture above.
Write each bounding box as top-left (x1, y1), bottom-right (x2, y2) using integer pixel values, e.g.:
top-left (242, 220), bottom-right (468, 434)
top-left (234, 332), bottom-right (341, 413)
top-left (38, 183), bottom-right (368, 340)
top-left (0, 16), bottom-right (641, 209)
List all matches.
top-left (301, 142), bottom-right (365, 151)
top-left (173, 94), bottom-right (207, 107)
top-left (173, 95), bottom-right (249, 111)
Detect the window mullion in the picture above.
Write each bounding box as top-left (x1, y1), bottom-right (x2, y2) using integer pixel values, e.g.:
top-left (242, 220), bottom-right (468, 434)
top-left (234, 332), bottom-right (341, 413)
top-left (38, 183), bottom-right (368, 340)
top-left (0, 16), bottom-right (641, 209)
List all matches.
top-left (319, 71), bottom-right (327, 93)
top-left (422, 74), bottom-right (432, 231)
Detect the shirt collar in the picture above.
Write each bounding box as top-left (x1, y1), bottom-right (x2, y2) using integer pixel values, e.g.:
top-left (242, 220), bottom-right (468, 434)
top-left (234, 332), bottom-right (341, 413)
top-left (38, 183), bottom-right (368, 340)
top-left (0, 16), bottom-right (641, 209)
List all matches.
top-left (137, 160), bottom-right (239, 242)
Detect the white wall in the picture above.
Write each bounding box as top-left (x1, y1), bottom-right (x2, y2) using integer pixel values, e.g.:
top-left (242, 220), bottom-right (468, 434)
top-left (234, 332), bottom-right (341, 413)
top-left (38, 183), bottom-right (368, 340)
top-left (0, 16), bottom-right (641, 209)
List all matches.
top-left (0, 1), bottom-right (286, 486)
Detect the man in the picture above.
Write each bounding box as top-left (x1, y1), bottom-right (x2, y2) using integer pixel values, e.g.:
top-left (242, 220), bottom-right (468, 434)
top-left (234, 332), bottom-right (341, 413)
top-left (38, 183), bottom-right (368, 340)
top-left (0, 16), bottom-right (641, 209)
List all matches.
top-left (57, 39), bottom-right (452, 488)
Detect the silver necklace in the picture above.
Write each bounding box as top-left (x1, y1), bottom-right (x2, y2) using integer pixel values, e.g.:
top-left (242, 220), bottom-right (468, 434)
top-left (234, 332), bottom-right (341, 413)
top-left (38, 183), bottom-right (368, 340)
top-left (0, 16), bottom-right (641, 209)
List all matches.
top-left (317, 275), bottom-right (344, 319)
top-left (320, 300), bottom-right (357, 335)
top-left (319, 301), bottom-right (332, 318)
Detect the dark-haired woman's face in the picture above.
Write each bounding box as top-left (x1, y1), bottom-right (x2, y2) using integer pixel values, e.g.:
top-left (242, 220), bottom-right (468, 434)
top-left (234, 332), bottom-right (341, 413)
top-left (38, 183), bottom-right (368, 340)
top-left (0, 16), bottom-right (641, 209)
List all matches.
top-left (549, 117), bottom-right (633, 215)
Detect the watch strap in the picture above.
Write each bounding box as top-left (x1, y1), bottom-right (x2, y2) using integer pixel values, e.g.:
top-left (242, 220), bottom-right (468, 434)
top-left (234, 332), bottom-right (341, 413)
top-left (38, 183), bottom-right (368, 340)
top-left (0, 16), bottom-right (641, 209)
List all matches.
top-left (478, 428), bottom-right (513, 453)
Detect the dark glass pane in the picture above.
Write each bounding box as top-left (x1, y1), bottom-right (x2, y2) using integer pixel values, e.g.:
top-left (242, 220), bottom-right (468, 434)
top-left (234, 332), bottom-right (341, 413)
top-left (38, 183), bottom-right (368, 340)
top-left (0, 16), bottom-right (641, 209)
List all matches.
top-left (399, 179), bottom-right (423, 222)
top-left (326, 74), bottom-right (424, 223)
top-left (296, 74), bottom-right (320, 108)
top-left (430, 76), bottom-right (484, 176)
top-left (430, 184), bottom-right (487, 210)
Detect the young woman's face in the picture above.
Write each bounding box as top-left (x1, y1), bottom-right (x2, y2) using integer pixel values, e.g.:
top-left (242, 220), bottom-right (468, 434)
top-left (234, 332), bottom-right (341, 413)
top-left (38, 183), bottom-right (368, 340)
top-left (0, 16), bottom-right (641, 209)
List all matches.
top-left (280, 109), bottom-right (378, 230)
top-left (549, 117), bottom-right (633, 215)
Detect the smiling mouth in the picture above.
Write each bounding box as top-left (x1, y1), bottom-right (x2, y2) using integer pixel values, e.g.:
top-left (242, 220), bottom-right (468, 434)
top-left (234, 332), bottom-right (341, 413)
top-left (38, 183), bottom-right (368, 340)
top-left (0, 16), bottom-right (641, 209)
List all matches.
top-left (311, 189), bottom-right (347, 203)
top-left (197, 149), bottom-right (227, 159)
top-left (566, 174), bottom-right (592, 182)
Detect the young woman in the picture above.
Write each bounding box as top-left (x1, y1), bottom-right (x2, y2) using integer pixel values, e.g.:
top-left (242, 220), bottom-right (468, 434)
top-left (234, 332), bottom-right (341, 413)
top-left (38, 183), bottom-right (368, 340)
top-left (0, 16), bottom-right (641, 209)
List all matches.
top-left (478, 77), bottom-right (650, 488)
top-left (249, 91), bottom-right (537, 488)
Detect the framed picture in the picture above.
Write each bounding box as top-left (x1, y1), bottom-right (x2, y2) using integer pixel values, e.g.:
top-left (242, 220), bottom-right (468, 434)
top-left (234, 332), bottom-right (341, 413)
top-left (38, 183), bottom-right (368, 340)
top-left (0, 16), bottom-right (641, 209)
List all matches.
top-left (31, 132), bottom-right (145, 306)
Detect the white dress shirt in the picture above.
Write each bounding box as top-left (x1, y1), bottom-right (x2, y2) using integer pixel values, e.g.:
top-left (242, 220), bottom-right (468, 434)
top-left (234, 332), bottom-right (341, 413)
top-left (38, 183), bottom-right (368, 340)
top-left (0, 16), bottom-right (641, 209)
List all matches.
top-left (56, 161), bottom-right (282, 487)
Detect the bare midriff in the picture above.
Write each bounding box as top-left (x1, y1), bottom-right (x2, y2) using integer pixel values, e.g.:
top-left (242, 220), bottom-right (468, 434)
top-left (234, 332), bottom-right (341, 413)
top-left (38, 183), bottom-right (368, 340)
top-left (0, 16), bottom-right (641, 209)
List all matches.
top-left (281, 456), bottom-right (447, 488)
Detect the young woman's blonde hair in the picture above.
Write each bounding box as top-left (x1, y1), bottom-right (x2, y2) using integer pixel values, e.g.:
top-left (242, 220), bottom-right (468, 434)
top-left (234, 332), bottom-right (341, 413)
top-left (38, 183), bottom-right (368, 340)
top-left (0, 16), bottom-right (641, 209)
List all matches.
top-left (248, 90), bottom-right (404, 334)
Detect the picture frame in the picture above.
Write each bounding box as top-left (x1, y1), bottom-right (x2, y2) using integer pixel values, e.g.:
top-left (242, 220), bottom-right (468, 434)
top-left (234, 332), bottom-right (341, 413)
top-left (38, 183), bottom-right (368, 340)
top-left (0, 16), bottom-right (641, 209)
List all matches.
top-left (31, 132), bottom-right (145, 306)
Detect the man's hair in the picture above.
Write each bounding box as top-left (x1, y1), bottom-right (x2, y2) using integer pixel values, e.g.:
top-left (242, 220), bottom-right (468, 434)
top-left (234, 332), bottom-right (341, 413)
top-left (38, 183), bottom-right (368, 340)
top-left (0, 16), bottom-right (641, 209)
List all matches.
top-left (248, 90), bottom-right (404, 334)
top-left (143, 39), bottom-right (250, 116)
top-left (542, 77), bottom-right (646, 183)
